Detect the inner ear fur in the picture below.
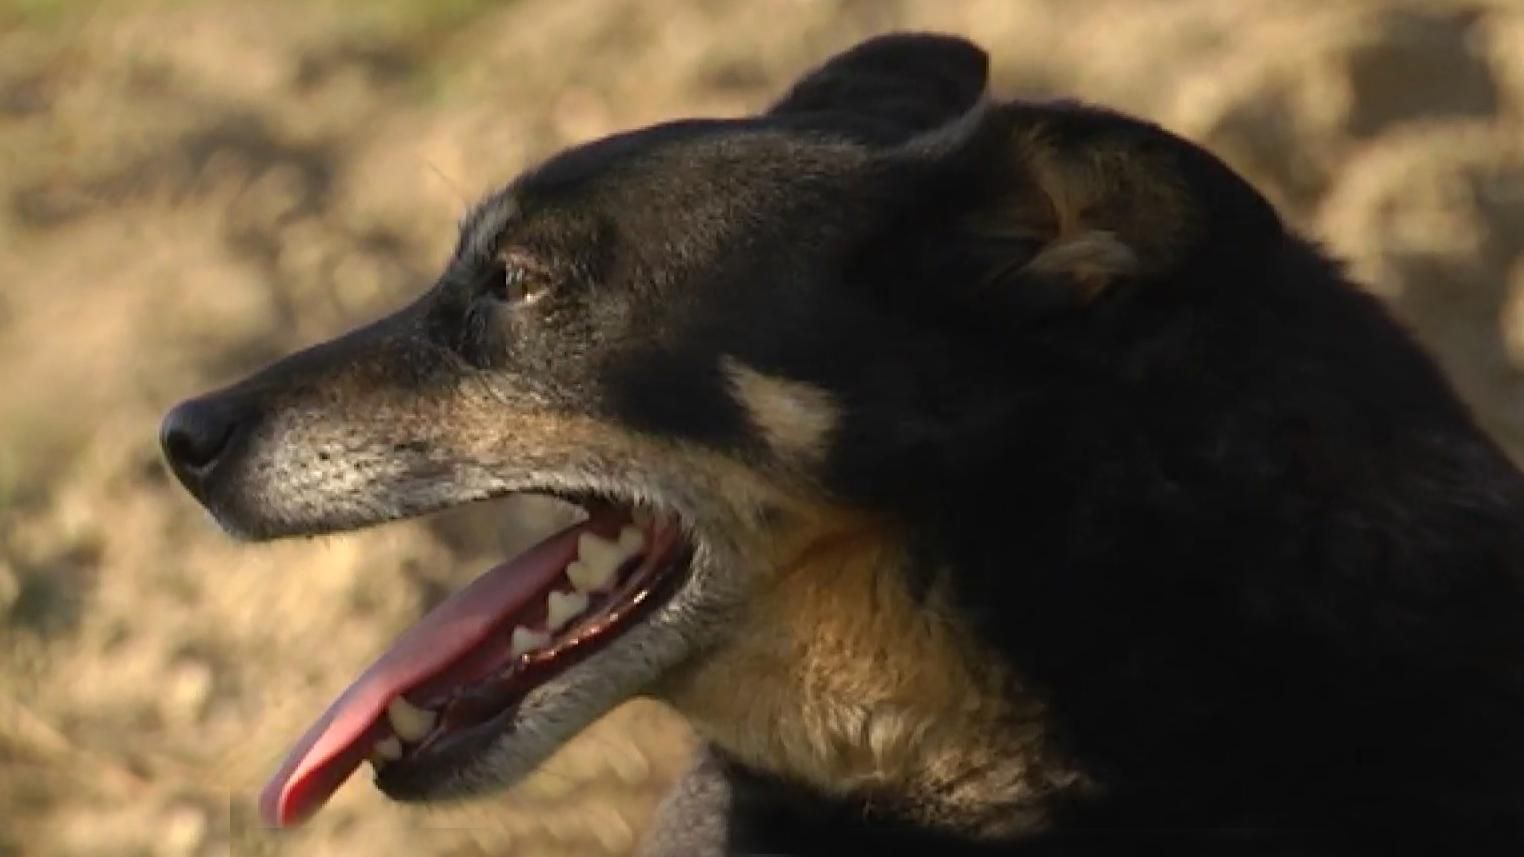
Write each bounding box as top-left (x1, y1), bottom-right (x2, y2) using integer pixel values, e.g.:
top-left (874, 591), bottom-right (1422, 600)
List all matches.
top-left (920, 96), bottom-right (1292, 309)
top-left (967, 118), bottom-right (1204, 302)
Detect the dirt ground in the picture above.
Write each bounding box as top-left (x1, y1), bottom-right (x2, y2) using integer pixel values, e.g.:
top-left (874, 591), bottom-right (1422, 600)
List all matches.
top-left (2, 0), bottom-right (1522, 854)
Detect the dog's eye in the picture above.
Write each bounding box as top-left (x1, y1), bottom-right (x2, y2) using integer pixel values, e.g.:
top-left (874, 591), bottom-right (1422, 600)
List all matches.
top-left (491, 261), bottom-right (548, 306)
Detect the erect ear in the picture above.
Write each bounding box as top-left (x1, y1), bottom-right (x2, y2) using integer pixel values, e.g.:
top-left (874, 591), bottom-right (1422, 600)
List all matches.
top-left (866, 100), bottom-right (1285, 316)
top-left (767, 33), bottom-right (989, 144)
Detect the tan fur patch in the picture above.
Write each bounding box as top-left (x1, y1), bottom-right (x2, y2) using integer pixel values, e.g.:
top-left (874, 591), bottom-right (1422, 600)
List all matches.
top-left (722, 357), bottom-right (840, 464)
top-left (656, 509), bottom-right (1075, 837)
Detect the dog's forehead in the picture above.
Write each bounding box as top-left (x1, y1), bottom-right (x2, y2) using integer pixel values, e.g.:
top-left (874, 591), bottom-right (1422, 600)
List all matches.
top-left (457, 118), bottom-right (872, 260)
top-left (523, 118), bottom-right (740, 193)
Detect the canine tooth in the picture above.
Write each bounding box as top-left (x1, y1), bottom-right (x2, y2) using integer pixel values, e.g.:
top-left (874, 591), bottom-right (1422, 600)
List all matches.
top-left (386, 697), bottom-right (436, 742)
top-left (546, 590), bottom-right (590, 631)
top-left (510, 626), bottom-right (552, 657)
top-left (373, 736), bottom-right (403, 761)
top-left (618, 524), bottom-right (645, 553)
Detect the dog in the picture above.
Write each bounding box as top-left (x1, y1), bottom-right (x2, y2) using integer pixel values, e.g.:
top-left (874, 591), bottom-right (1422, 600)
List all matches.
top-left (160, 33), bottom-right (1524, 856)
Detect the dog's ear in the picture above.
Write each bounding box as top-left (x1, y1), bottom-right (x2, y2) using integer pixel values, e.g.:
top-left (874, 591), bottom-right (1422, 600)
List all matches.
top-left (861, 100), bottom-right (1284, 319)
top-left (767, 33), bottom-right (989, 143)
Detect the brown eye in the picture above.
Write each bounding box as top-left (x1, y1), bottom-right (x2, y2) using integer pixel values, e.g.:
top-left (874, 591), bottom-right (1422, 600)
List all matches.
top-left (492, 256), bottom-right (548, 306)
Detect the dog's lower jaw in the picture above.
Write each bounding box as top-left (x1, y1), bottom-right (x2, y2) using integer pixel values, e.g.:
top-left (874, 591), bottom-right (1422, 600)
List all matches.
top-left (373, 547), bottom-right (727, 803)
top-left (376, 618), bottom-right (691, 801)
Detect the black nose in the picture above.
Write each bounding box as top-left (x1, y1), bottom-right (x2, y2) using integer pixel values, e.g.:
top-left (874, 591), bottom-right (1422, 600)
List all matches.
top-left (160, 398), bottom-right (241, 483)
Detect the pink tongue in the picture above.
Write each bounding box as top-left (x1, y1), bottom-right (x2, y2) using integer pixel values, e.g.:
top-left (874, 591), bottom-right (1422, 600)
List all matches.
top-left (259, 510), bottom-right (619, 828)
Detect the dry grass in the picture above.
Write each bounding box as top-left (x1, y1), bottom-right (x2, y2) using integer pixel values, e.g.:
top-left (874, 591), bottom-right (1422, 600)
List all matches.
top-left (2, 0), bottom-right (1523, 854)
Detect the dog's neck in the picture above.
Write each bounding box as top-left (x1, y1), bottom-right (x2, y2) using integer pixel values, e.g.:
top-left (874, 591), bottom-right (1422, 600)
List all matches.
top-left (654, 523), bottom-right (1084, 840)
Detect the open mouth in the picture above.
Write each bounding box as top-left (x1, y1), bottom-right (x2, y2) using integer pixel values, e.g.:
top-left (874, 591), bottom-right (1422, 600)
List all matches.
top-left (258, 495), bottom-right (691, 828)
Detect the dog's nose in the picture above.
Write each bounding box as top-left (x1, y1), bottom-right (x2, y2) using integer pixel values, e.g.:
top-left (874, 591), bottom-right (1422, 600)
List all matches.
top-left (160, 398), bottom-right (240, 482)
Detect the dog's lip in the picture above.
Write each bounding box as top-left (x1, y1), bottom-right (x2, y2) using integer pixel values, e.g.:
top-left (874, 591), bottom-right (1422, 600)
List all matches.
top-left (257, 504), bottom-right (685, 828)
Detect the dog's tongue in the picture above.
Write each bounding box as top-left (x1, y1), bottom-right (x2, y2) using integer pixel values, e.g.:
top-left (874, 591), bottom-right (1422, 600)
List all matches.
top-left (259, 510), bottom-right (618, 828)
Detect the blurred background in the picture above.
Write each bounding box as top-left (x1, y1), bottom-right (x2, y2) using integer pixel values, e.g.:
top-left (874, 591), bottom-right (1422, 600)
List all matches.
top-left (2, 0), bottom-right (1522, 854)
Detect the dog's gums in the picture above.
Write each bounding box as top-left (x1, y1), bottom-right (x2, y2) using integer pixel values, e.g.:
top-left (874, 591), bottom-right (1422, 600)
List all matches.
top-left (258, 500), bottom-right (688, 827)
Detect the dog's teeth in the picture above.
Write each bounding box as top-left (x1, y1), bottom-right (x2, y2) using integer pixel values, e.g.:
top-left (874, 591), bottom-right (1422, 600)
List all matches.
top-left (546, 590), bottom-right (590, 631)
top-left (510, 626), bottom-right (552, 657)
top-left (617, 524), bottom-right (645, 553)
top-left (373, 736), bottom-right (403, 762)
top-left (386, 697), bottom-right (436, 742)
top-left (577, 531), bottom-right (622, 563)
top-left (570, 532), bottom-right (632, 591)
top-left (565, 560), bottom-right (591, 591)
top-left (567, 557), bottom-right (617, 592)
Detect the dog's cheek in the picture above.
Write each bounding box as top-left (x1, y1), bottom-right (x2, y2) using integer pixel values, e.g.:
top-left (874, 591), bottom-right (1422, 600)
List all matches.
top-left (720, 357), bottom-right (840, 469)
top-left (599, 348), bottom-right (755, 452)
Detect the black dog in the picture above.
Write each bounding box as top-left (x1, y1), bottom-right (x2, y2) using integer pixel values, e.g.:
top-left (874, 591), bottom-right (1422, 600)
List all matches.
top-left (161, 33), bottom-right (1524, 855)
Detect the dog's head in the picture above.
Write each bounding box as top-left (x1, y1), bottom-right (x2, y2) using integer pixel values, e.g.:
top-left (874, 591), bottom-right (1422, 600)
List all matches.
top-left (162, 34), bottom-right (1287, 835)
